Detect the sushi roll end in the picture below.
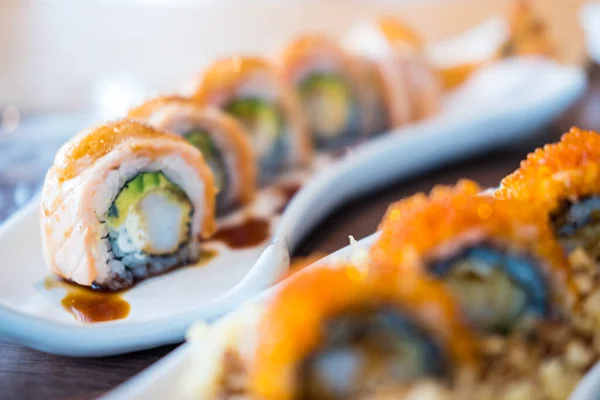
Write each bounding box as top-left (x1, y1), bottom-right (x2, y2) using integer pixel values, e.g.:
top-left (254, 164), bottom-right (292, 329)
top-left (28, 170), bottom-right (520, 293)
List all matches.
top-left (41, 120), bottom-right (217, 290)
top-left (250, 264), bottom-right (478, 399)
top-left (373, 180), bottom-right (573, 334)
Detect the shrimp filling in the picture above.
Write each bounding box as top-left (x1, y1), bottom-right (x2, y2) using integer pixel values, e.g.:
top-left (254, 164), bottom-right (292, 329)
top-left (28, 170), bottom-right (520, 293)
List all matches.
top-left (298, 306), bottom-right (445, 399)
top-left (430, 244), bottom-right (549, 333)
top-left (183, 130), bottom-right (229, 211)
top-left (225, 98), bottom-right (285, 175)
top-left (106, 172), bottom-right (193, 271)
top-left (551, 196), bottom-right (600, 262)
top-left (298, 73), bottom-right (359, 148)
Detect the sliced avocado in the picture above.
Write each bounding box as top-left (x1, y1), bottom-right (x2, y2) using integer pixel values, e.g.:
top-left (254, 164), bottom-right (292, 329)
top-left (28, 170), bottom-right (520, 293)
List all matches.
top-left (183, 130), bottom-right (227, 191)
top-left (224, 98), bottom-right (282, 158)
top-left (107, 172), bottom-right (191, 230)
top-left (298, 73), bottom-right (354, 141)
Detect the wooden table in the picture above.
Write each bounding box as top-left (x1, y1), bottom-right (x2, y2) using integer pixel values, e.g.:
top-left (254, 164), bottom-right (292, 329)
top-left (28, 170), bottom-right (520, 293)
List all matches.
top-left (1, 65), bottom-right (598, 399)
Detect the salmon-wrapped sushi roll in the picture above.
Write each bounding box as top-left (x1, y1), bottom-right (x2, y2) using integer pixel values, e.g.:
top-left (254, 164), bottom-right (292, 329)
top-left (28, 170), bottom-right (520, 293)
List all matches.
top-left (251, 264), bottom-right (478, 399)
top-left (40, 120), bottom-right (217, 290)
top-left (371, 180), bottom-right (574, 334)
top-left (194, 56), bottom-right (310, 181)
top-left (277, 34), bottom-right (377, 147)
top-left (128, 96), bottom-right (256, 213)
top-left (344, 17), bottom-right (441, 123)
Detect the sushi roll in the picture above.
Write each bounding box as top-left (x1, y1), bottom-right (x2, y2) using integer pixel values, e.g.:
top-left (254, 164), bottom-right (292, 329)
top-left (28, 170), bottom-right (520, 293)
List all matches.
top-left (277, 34), bottom-right (375, 148)
top-left (498, 128), bottom-right (600, 260)
top-left (498, 128), bottom-right (600, 330)
top-left (194, 56), bottom-right (311, 181)
top-left (128, 96), bottom-right (257, 213)
top-left (250, 263), bottom-right (478, 399)
top-left (371, 180), bottom-right (574, 334)
top-left (344, 17), bottom-right (441, 123)
top-left (40, 120), bottom-right (217, 290)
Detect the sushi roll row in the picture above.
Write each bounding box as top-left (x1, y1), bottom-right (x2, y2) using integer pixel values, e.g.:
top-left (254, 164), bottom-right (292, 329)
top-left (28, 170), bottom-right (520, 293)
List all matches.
top-left (182, 129), bottom-right (600, 399)
top-left (41, 94), bottom-right (264, 289)
top-left (40, 16), bottom-right (442, 290)
top-left (189, 17), bottom-right (441, 181)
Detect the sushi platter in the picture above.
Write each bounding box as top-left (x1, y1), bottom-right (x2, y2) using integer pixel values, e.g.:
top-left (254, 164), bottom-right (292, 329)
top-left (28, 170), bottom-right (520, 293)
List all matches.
top-left (4, 0), bottom-right (600, 398)
top-left (100, 236), bottom-right (600, 400)
top-left (105, 124), bottom-right (600, 399)
top-left (0, 56), bottom-right (585, 356)
top-left (0, 0), bottom-right (590, 357)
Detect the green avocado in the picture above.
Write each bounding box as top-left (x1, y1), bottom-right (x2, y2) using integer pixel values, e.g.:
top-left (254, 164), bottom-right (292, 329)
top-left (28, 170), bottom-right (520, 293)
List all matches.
top-left (183, 130), bottom-right (227, 191)
top-left (107, 172), bottom-right (191, 230)
top-left (298, 73), bottom-right (354, 139)
top-left (224, 98), bottom-right (282, 158)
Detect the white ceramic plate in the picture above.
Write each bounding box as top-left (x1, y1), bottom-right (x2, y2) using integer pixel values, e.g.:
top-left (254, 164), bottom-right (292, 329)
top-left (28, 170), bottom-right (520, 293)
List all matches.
top-left (0, 57), bottom-right (586, 356)
top-left (102, 233), bottom-right (600, 400)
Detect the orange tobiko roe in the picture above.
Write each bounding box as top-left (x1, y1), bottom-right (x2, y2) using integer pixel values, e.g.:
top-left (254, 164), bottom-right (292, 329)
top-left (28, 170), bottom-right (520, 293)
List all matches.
top-left (53, 119), bottom-right (188, 183)
top-left (370, 180), bottom-right (574, 310)
top-left (250, 263), bottom-right (478, 400)
top-left (497, 127), bottom-right (600, 216)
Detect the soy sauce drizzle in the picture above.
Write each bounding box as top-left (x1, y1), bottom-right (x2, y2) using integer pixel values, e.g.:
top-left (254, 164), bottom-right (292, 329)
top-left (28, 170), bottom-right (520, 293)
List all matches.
top-left (212, 217), bottom-right (270, 249)
top-left (43, 276), bottom-right (130, 323)
top-left (275, 183), bottom-right (302, 214)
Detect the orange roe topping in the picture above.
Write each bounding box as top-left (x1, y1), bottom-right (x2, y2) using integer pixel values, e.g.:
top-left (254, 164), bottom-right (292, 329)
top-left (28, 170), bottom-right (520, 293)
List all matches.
top-left (194, 56), bottom-right (276, 104)
top-left (250, 263), bottom-right (478, 399)
top-left (371, 180), bottom-right (573, 307)
top-left (377, 17), bottom-right (422, 49)
top-left (127, 95), bottom-right (201, 119)
top-left (498, 127), bottom-right (600, 215)
top-left (53, 119), bottom-right (187, 182)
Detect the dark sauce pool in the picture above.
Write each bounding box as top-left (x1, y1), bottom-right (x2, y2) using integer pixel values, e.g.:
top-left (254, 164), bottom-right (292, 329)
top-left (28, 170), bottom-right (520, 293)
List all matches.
top-left (42, 249), bottom-right (218, 323)
top-left (212, 217), bottom-right (270, 249)
top-left (43, 277), bottom-right (130, 323)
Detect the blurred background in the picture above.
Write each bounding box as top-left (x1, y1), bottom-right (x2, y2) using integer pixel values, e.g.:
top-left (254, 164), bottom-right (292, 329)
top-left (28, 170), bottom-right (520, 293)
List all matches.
top-left (0, 0), bottom-right (589, 220)
top-left (1, 0), bottom-right (587, 112)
